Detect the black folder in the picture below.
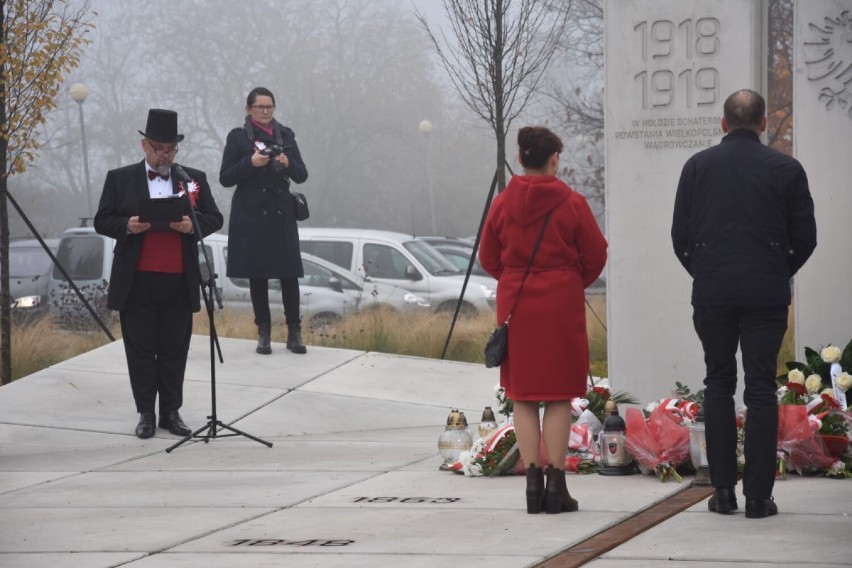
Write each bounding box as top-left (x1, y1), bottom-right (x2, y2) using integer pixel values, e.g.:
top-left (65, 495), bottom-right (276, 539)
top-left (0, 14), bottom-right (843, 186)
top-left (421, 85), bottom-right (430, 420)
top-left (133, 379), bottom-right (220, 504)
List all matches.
top-left (139, 194), bottom-right (185, 223)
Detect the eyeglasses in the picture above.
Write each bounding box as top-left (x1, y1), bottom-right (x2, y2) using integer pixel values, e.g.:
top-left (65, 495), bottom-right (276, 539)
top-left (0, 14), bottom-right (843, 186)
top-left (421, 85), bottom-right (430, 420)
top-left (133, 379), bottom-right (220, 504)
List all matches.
top-left (147, 141), bottom-right (179, 156)
top-left (251, 105), bottom-right (275, 112)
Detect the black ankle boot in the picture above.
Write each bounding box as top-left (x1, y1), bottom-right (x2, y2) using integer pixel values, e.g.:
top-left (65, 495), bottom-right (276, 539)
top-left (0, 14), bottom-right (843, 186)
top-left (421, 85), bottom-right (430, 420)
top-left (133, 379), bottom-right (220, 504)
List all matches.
top-left (545, 464), bottom-right (578, 514)
top-left (525, 465), bottom-right (544, 514)
top-left (256, 323), bottom-right (271, 355)
top-left (287, 324), bottom-right (307, 354)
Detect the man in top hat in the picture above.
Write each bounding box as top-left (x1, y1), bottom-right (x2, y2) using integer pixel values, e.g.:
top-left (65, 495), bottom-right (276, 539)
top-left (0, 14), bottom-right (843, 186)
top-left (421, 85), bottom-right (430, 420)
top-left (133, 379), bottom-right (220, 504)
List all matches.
top-left (95, 109), bottom-right (223, 438)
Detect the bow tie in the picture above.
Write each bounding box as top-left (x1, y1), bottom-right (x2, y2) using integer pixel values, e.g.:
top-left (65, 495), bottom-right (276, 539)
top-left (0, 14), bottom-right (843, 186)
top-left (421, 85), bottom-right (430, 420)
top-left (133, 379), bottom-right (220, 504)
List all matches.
top-left (148, 170), bottom-right (170, 181)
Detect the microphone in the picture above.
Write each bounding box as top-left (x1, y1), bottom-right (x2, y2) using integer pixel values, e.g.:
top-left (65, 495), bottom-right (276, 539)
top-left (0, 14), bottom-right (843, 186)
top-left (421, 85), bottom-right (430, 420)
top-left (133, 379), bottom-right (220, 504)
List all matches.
top-left (172, 164), bottom-right (192, 182)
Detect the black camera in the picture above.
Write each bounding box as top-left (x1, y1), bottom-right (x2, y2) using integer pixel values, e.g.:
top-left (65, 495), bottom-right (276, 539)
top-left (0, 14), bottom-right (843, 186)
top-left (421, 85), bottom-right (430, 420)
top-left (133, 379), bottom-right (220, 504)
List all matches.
top-left (259, 144), bottom-right (289, 158)
top-left (259, 144), bottom-right (292, 172)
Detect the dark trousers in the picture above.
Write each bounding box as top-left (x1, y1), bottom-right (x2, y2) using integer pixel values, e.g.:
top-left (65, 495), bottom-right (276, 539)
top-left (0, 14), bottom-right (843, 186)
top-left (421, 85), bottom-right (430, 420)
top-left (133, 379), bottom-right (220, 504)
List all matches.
top-left (693, 305), bottom-right (788, 499)
top-left (120, 272), bottom-right (193, 415)
top-left (249, 277), bottom-right (301, 326)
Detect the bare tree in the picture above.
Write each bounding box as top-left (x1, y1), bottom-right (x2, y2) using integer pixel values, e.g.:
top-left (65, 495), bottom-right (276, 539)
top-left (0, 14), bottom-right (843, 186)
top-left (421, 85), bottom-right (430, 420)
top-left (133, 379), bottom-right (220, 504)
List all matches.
top-left (1, 0), bottom-right (94, 385)
top-left (541, 0), bottom-right (604, 211)
top-left (417, 0), bottom-right (570, 191)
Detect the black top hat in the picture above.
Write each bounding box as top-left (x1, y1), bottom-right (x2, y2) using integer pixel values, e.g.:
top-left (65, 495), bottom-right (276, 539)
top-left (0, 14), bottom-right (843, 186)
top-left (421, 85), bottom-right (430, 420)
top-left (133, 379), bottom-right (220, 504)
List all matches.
top-left (138, 109), bottom-right (184, 143)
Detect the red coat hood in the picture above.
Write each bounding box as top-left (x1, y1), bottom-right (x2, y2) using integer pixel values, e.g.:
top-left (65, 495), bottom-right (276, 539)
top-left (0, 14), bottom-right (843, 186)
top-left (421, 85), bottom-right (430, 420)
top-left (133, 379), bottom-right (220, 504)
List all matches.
top-left (500, 175), bottom-right (572, 227)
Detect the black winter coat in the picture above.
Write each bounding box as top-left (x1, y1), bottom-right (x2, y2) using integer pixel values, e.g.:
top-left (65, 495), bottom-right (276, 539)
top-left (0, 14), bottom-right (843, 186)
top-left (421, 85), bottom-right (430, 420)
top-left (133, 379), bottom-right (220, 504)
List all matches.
top-left (220, 119), bottom-right (308, 279)
top-left (671, 129), bottom-right (816, 306)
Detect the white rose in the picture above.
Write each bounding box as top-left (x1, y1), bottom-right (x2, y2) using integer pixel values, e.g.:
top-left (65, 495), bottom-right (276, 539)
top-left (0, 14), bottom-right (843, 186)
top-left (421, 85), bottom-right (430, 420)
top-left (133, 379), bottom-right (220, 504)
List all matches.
top-left (837, 372), bottom-right (852, 393)
top-left (805, 374), bottom-right (823, 394)
top-left (821, 388), bottom-right (835, 398)
top-left (821, 345), bottom-right (842, 363)
top-left (645, 401), bottom-right (660, 413)
top-left (787, 369), bottom-right (805, 385)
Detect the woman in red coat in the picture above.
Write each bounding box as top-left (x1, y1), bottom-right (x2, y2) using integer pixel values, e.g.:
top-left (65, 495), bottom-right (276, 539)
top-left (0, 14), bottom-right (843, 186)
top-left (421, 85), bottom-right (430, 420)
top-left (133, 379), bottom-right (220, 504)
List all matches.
top-left (479, 126), bottom-right (607, 514)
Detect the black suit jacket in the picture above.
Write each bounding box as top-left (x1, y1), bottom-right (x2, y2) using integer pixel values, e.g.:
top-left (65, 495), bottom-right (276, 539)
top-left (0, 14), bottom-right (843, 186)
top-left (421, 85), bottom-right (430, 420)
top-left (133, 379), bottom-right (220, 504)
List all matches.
top-left (94, 160), bottom-right (224, 312)
top-left (671, 129), bottom-right (817, 306)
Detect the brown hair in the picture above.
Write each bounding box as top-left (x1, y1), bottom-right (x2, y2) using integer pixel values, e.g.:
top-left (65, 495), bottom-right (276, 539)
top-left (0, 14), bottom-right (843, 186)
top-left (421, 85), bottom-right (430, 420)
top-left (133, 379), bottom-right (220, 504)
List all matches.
top-left (518, 126), bottom-right (563, 170)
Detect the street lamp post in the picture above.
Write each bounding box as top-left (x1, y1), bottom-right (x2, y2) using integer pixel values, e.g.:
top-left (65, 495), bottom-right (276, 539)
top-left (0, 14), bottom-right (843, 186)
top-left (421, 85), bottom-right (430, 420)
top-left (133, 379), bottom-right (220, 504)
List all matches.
top-left (70, 82), bottom-right (93, 217)
top-left (418, 119), bottom-right (437, 235)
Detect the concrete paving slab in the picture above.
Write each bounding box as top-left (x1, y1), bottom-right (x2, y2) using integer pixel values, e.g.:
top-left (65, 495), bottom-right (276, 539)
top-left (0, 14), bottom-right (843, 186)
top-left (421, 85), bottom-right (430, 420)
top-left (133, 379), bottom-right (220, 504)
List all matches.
top-left (293, 424), bottom-right (446, 444)
top-left (304, 470), bottom-right (684, 514)
top-left (598, 476), bottom-right (851, 566)
top-left (171, 507), bottom-right (617, 557)
top-left (0, 368), bottom-right (287, 436)
top-left (104, 439), bottom-right (437, 472)
top-left (0, 553), bottom-right (145, 568)
top-left (586, 562), bottom-right (847, 568)
top-left (120, 552), bottom-right (542, 568)
top-left (182, 339), bottom-right (366, 390)
top-left (52, 337), bottom-right (365, 391)
top-left (600, 509), bottom-right (849, 565)
top-left (0, 472), bottom-right (72, 494)
top-left (231, 390), bottom-right (452, 437)
top-left (0, 424), bottom-right (171, 471)
top-left (0, 507), bottom-right (273, 553)
top-left (1, 470), bottom-right (375, 508)
top-left (301, 351), bottom-right (500, 409)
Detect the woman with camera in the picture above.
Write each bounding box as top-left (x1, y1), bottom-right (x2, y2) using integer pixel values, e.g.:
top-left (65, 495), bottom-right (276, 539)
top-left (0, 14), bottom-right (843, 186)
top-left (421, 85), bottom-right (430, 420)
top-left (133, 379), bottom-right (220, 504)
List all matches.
top-left (220, 87), bottom-right (309, 354)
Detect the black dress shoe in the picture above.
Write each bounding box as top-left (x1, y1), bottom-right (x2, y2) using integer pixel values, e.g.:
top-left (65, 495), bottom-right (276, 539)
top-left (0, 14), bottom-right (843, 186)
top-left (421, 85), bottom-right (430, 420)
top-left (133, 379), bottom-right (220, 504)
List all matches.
top-left (135, 412), bottom-right (156, 439)
top-left (708, 487), bottom-right (738, 514)
top-left (159, 410), bottom-right (192, 436)
top-left (746, 497), bottom-right (778, 519)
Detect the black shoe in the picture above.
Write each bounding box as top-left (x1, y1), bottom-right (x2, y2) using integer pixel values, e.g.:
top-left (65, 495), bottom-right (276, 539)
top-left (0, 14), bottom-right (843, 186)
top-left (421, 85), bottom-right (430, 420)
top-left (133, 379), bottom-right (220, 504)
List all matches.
top-left (158, 410), bottom-right (192, 436)
top-left (256, 322), bottom-right (272, 355)
top-left (135, 412), bottom-right (156, 439)
top-left (544, 465), bottom-right (579, 514)
top-left (708, 487), bottom-right (738, 514)
top-left (287, 324), bottom-right (307, 354)
top-left (525, 465), bottom-right (544, 514)
top-left (745, 497), bottom-right (778, 519)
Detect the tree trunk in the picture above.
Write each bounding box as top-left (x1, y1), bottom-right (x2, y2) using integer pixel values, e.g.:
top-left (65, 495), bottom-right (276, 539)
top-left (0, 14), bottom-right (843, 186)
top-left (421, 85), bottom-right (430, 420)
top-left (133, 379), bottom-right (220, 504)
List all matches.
top-left (0, 178), bottom-right (9, 385)
top-left (494, 0), bottom-right (507, 192)
top-left (0, 2), bottom-right (10, 385)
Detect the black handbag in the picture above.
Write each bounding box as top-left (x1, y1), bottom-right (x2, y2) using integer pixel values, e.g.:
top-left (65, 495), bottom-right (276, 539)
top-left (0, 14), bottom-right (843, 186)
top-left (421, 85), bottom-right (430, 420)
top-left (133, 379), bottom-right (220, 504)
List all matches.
top-left (483, 211), bottom-right (552, 368)
top-left (292, 191), bottom-right (310, 221)
top-left (484, 322), bottom-right (508, 368)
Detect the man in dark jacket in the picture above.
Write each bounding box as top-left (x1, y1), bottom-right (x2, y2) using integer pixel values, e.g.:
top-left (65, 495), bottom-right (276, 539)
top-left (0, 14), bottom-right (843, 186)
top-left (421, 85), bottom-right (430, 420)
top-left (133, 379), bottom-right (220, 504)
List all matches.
top-left (672, 89), bottom-right (816, 519)
top-left (95, 109), bottom-right (223, 439)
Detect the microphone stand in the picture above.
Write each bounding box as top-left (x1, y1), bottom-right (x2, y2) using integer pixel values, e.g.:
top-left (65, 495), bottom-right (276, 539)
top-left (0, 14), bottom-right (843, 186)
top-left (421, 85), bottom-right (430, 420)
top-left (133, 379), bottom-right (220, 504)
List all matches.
top-left (166, 164), bottom-right (272, 453)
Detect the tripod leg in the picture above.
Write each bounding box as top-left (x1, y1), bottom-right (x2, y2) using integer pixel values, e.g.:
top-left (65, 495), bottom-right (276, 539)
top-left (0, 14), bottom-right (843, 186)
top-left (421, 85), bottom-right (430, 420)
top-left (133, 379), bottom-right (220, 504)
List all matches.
top-left (165, 420), bottom-right (217, 453)
top-left (215, 422), bottom-right (273, 448)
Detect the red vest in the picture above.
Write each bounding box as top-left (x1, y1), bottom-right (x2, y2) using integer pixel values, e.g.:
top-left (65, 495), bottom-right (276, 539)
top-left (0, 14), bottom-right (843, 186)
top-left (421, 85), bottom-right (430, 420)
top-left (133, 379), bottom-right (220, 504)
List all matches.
top-left (137, 231), bottom-right (183, 273)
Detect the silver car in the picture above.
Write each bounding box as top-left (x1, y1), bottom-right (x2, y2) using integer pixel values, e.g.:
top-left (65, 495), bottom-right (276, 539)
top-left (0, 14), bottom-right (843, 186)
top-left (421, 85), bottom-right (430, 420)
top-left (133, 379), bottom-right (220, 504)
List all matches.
top-left (10, 237), bottom-right (59, 321)
top-left (299, 228), bottom-right (495, 315)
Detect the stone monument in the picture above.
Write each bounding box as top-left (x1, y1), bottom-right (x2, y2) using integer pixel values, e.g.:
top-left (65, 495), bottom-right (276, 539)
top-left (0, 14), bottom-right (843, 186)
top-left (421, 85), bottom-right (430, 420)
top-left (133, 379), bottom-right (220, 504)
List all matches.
top-left (604, 0), bottom-right (766, 404)
top-left (793, 1), bottom-right (852, 359)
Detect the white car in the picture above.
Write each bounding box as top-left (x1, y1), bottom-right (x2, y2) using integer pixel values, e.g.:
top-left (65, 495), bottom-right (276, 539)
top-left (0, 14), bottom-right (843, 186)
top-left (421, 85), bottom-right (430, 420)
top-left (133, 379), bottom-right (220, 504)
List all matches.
top-left (299, 228), bottom-right (495, 315)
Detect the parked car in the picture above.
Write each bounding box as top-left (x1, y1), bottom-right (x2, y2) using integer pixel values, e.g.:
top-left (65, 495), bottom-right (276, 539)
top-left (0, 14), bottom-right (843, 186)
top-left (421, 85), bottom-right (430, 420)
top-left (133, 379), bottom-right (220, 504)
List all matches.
top-left (48, 227), bottom-right (115, 329)
top-left (201, 234), bottom-right (426, 322)
top-left (419, 237), bottom-right (492, 278)
top-left (297, 252), bottom-right (431, 314)
top-left (9, 237), bottom-right (59, 322)
top-left (298, 228), bottom-right (495, 315)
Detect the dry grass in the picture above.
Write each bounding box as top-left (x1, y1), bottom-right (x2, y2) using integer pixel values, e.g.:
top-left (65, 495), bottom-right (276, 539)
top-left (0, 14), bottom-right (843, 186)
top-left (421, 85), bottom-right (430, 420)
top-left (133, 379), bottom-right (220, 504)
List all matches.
top-left (7, 293), bottom-right (796, 384)
top-left (9, 317), bottom-right (115, 381)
